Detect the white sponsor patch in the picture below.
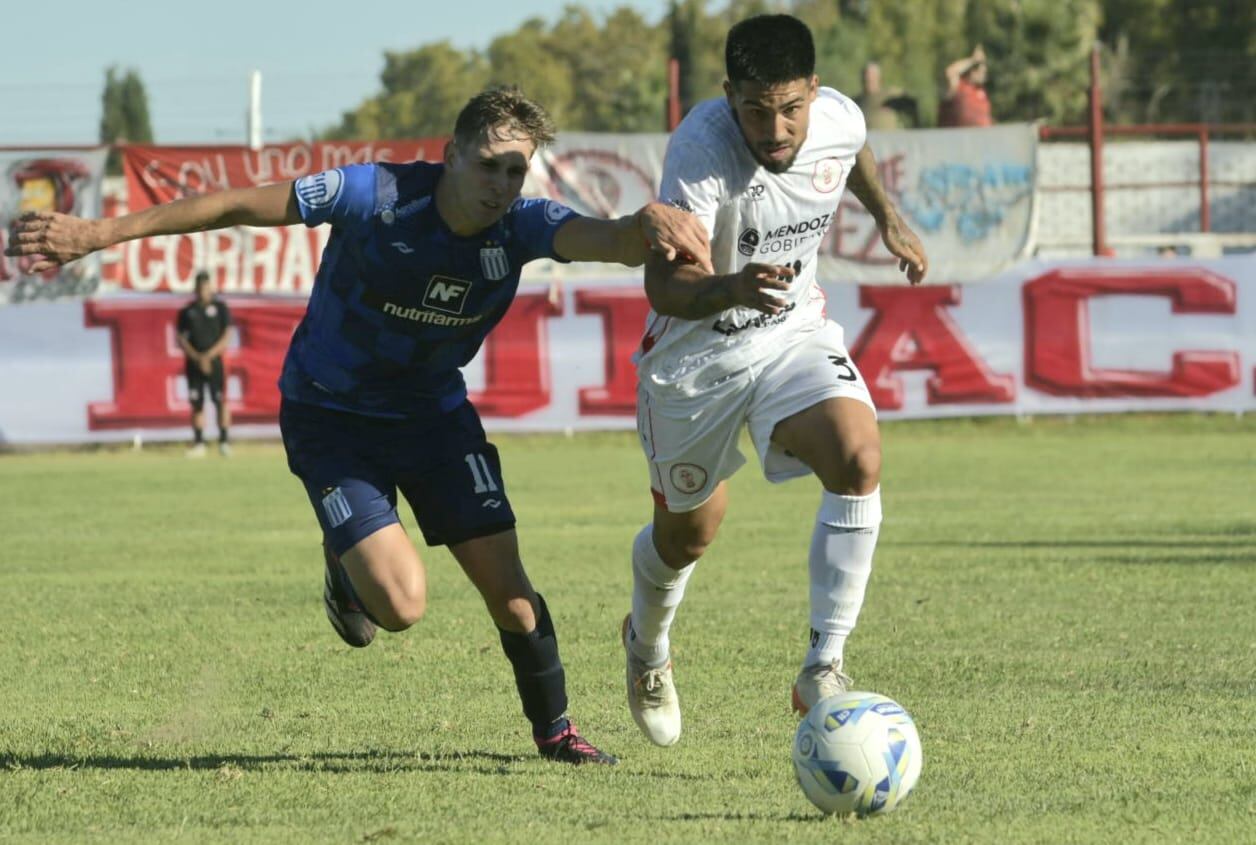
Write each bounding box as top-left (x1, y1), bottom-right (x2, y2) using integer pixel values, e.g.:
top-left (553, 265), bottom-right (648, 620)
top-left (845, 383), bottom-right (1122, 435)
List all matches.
top-left (295, 169), bottom-right (344, 209)
top-left (544, 200), bottom-right (569, 224)
top-left (321, 486), bottom-right (353, 528)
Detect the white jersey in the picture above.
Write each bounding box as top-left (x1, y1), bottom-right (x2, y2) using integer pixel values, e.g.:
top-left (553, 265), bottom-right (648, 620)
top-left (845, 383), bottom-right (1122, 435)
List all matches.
top-left (637, 87), bottom-right (866, 397)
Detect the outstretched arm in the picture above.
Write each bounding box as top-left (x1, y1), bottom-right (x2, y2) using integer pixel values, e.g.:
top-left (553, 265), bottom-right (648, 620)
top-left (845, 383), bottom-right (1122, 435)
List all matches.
top-left (643, 254), bottom-right (794, 320)
top-left (845, 144), bottom-right (928, 285)
top-left (5, 182), bottom-right (300, 274)
top-left (552, 201), bottom-right (714, 274)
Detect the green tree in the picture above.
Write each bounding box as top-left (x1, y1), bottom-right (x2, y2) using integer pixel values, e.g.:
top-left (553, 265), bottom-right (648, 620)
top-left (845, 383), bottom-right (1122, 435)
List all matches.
top-left (961, 0), bottom-right (1099, 125)
top-left (555, 7), bottom-right (668, 131)
top-left (668, 0), bottom-right (726, 115)
top-left (100, 67), bottom-right (153, 175)
top-left (1099, 0), bottom-right (1256, 124)
top-left (326, 42), bottom-right (487, 139)
top-left (486, 19), bottom-right (575, 127)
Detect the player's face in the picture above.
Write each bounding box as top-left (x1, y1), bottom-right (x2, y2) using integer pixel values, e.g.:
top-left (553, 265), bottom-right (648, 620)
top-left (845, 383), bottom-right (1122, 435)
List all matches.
top-left (196, 280), bottom-right (215, 303)
top-left (443, 126), bottom-right (536, 233)
top-left (725, 76), bottom-right (818, 174)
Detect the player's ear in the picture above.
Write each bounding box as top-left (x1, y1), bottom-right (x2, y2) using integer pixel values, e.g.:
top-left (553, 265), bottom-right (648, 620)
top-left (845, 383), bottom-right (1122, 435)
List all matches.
top-left (443, 139), bottom-right (456, 167)
top-left (723, 79), bottom-right (735, 104)
top-left (807, 75), bottom-right (819, 101)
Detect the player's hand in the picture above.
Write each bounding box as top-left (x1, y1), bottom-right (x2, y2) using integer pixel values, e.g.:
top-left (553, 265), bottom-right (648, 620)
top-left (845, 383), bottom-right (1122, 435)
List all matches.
top-left (880, 214), bottom-right (927, 285)
top-left (730, 262), bottom-right (794, 315)
top-left (638, 202), bottom-right (714, 274)
top-left (4, 211), bottom-right (103, 274)
top-left (198, 356), bottom-right (212, 375)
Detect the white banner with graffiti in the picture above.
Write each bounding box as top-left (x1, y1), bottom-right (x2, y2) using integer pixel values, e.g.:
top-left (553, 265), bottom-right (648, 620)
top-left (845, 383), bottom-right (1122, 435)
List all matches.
top-left (0, 148), bottom-right (108, 305)
top-left (530, 124), bottom-right (1037, 283)
top-left (1, 256), bottom-right (1252, 446)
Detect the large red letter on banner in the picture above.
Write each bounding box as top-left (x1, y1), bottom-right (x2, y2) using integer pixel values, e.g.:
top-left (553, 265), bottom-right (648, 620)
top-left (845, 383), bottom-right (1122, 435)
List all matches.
top-left (850, 285), bottom-right (1015, 411)
top-left (469, 291), bottom-right (562, 417)
top-left (575, 288), bottom-right (651, 416)
top-left (85, 302), bottom-right (185, 428)
top-left (1022, 268), bottom-right (1238, 397)
top-left (85, 300), bottom-right (303, 429)
top-left (224, 302), bottom-right (305, 421)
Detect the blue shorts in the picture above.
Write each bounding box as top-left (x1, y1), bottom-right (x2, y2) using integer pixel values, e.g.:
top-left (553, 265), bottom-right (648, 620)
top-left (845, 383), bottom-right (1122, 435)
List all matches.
top-left (279, 398), bottom-right (516, 554)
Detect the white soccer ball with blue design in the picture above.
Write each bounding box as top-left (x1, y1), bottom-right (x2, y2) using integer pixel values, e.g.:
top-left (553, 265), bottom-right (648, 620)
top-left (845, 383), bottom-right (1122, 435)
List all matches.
top-left (792, 690), bottom-right (923, 816)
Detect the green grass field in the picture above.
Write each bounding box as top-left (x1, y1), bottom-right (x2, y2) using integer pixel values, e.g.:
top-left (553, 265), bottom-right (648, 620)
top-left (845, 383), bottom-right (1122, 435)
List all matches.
top-left (2, 415), bottom-right (1254, 843)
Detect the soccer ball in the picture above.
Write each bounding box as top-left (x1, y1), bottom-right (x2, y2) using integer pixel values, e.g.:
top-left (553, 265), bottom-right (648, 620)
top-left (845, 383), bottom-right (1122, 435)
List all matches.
top-left (792, 691), bottom-right (923, 816)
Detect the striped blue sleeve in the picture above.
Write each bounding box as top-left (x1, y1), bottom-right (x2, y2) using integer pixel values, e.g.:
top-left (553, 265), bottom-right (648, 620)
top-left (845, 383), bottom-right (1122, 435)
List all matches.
top-left (512, 198), bottom-right (580, 263)
top-left (294, 164), bottom-right (377, 228)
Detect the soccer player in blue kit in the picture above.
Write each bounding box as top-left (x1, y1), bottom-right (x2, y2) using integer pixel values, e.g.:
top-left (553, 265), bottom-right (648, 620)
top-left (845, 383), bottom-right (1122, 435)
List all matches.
top-left (6, 87), bottom-right (712, 765)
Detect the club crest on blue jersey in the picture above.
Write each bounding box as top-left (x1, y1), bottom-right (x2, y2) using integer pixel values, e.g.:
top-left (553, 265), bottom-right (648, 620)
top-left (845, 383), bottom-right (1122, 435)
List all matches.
top-left (480, 246), bottom-right (510, 281)
top-left (295, 170), bottom-right (344, 209)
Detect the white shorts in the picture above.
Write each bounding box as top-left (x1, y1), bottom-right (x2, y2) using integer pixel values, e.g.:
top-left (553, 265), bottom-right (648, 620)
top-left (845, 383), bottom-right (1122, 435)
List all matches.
top-left (637, 321), bottom-right (875, 513)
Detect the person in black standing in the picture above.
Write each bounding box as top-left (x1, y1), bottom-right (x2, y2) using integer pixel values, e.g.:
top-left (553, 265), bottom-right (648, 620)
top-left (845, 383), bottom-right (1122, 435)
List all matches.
top-left (176, 270), bottom-right (233, 456)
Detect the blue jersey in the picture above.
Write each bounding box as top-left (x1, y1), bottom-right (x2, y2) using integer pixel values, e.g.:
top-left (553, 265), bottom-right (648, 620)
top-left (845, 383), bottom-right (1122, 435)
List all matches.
top-left (281, 161), bottom-right (578, 418)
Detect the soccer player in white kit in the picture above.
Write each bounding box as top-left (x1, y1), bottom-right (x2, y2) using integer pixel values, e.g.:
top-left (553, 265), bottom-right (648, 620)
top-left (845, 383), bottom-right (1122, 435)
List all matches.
top-left (622, 14), bottom-right (928, 747)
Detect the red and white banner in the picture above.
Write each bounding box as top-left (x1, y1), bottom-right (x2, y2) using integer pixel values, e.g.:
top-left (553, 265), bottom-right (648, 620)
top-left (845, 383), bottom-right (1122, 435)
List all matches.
top-left (108, 140), bottom-right (447, 294)
top-left (1, 256), bottom-right (1252, 445)
top-left (531, 125), bottom-right (1038, 283)
top-left (97, 125), bottom-right (1037, 296)
top-left (0, 148), bottom-right (108, 304)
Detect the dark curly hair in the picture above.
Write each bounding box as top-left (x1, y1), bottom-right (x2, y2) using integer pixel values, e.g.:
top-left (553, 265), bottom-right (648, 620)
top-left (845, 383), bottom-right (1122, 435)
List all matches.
top-left (725, 15), bottom-right (816, 85)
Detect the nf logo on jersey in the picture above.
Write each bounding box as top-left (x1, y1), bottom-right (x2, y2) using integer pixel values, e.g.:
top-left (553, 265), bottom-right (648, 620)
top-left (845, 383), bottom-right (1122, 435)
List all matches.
top-left (422, 275), bottom-right (472, 314)
top-left (670, 463), bottom-right (708, 494)
top-left (390, 241), bottom-right (415, 254)
top-left (667, 197), bottom-right (694, 214)
top-left (295, 169), bottom-right (344, 209)
top-left (738, 227), bottom-right (761, 257)
top-left (813, 157), bottom-right (844, 193)
top-left (746, 183), bottom-right (766, 201)
top-left (480, 246), bottom-right (509, 281)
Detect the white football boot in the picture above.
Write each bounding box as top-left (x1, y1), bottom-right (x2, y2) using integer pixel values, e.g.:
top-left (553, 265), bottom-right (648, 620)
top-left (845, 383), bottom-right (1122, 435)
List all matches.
top-left (622, 614), bottom-right (681, 746)
top-left (791, 660), bottom-right (853, 715)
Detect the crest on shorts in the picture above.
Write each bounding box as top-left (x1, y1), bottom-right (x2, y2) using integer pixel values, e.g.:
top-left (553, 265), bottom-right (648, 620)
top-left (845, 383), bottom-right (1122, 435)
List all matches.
top-left (669, 463), bottom-right (708, 494)
top-left (480, 245), bottom-right (510, 281)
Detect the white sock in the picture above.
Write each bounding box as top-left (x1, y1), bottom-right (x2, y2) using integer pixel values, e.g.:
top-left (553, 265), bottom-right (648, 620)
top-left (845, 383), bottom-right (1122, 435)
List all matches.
top-left (628, 524), bottom-right (695, 668)
top-left (804, 487), bottom-right (882, 669)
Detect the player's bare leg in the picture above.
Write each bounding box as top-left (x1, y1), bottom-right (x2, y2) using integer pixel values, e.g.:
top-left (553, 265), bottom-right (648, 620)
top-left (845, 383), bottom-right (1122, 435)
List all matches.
top-left (772, 397), bottom-right (882, 714)
top-left (331, 523), bottom-right (427, 646)
top-left (624, 482), bottom-right (728, 746)
top-left (452, 529), bottom-right (616, 765)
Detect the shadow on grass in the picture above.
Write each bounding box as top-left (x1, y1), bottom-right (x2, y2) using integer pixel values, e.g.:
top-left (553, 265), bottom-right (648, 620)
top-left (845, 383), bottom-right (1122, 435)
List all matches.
top-left (0, 750), bottom-right (712, 780)
top-left (665, 811), bottom-right (826, 824)
top-left (0, 749), bottom-right (532, 777)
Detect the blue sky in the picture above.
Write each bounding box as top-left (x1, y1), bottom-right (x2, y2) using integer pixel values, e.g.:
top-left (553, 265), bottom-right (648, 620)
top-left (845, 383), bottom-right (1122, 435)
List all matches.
top-left (0, 0), bottom-right (673, 147)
